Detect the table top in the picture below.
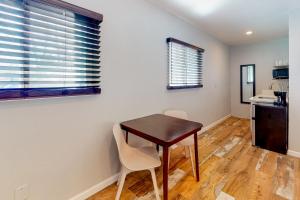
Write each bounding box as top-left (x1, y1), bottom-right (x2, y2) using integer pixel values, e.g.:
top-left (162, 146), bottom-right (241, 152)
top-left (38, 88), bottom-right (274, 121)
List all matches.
top-left (120, 114), bottom-right (203, 146)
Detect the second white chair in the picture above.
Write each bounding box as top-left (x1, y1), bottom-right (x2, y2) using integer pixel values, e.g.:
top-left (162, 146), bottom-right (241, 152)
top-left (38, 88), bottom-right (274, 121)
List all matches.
top-left (113, 124), bottom-right (161, 200)
top-left (164, 110), bottom-right (196, 178)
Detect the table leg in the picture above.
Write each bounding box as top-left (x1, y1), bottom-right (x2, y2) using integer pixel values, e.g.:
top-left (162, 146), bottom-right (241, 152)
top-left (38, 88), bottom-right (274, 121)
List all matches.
top-left (125, 131), bottom-right (128, 143)
top-left (163, 146), bottom-right (169, 200)
top-left (194, 133), bottom-right (200, 181)
top-left (156, 144), bottom-right (159, 152)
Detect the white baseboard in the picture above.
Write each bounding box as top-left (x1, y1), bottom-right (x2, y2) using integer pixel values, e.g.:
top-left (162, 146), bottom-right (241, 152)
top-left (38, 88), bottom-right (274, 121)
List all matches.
top-left (69, 173), bottom-right (119, 200)
top-left (199, 114), bottom-right (232, 134)
top-left (69, 114), bottom-right (231, 200)
top-left (287, 150), bottom-right (300, 158)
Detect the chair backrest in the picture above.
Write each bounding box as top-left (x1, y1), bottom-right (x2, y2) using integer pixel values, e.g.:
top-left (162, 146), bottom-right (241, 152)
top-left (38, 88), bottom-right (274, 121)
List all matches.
top-left (113, 123), bottom-right (130, 166)
top-left (164, 110), bottom-right (188, 120)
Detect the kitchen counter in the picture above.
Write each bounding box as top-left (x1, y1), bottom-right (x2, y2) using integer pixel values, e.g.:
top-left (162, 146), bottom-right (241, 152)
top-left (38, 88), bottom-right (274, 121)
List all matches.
top-left (250, 101), bottom-right (288, 154)
top-left (248, 90), bottom-right (289, 154)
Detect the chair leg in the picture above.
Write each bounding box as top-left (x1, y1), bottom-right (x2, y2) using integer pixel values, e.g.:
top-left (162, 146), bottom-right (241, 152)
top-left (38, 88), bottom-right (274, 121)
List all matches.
top-left (115, 167), bottom-right (128, 200)
top-left (189, 146), bottom-right (196, 178)
top-left (116, 167), bottom-right (124, 186)
top-left (184, 146), bottom-right (190, 158)
top-left (150, 168), bottom-right (161, 200)
top-left (116, 176), bottom-right (120, 186)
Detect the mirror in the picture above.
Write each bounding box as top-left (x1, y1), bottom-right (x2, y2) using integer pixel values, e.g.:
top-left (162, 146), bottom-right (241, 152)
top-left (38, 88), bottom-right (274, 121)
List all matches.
top-left (240, 64), bottom-right (256, 104)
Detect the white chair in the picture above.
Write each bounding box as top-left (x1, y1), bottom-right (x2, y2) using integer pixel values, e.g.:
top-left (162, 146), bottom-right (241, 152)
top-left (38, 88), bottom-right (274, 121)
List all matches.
top-left (113, 124), bottom-right (161, 200)
top-left (164, 110), bottom-right (196, 178)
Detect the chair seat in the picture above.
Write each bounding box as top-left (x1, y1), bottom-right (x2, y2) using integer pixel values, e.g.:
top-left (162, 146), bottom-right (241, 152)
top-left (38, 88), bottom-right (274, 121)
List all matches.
top-left (163, 110), bottom-right (198, 179)
top-left (129, 140), bottom-right (154, 149)
top-left (178, 135), bottom-right (194, 146)
top-left (122, 146), bottom-right (161, 171)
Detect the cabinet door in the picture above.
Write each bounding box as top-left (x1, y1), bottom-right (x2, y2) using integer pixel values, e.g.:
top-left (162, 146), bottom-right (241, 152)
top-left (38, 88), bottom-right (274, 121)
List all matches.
top-left (255, 105), bottom-right (287, 154)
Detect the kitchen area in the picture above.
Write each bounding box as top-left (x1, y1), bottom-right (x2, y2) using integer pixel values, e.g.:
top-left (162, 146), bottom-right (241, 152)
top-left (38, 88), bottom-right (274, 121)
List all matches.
top-left (240, 61), bottom-right (289, 154)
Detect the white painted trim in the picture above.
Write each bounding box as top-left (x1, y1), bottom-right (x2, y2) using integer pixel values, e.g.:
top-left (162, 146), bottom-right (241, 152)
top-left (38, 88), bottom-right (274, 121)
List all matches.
top-left (69, 173), bottom-right (119, 200)
top-left (69, 114), bottom-right (232, 200)
top-left (288, 150), bottom-right (300, 158)
top-left (199, 114), bottom-right (232, 134)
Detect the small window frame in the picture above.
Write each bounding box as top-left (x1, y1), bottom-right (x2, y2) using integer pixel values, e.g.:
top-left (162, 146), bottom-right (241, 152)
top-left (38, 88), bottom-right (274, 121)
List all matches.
top-left (167, 38), bottom-right (204, 90)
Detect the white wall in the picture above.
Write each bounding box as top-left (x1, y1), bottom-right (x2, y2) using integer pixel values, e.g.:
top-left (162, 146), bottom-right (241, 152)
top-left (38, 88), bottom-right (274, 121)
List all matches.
top-left (230, 38), bottom-right (289, 118)
top-left (289, 11), bottom-right (300, 154)
top-left (0, 0), bottom-right (231, 199)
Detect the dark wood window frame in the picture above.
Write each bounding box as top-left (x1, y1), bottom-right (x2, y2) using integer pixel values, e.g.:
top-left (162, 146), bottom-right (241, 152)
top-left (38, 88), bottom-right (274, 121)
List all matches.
top-left (167, 38), bottom-right (204, 90)
top-left (39, 0), bottom-right (103, 21)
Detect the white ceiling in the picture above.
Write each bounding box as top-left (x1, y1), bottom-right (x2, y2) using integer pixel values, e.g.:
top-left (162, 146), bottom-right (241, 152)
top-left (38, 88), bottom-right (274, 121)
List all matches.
top-left (147, 0), bottom-right (300, 46)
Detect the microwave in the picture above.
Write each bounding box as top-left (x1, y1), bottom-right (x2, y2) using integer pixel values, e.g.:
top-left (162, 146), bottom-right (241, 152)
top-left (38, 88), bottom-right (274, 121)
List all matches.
top-left (273, 68), bottom-right (289, 79)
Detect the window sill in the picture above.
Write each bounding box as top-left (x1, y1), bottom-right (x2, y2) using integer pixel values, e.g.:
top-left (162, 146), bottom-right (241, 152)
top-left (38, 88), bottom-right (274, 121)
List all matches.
top-left (167, 85), bottom-right (203, 90)
top-left (0, 87), bottom-right (101, 101)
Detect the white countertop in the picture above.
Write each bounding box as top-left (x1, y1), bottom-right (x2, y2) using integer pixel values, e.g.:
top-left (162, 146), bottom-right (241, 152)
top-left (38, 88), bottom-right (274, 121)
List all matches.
top-left (249, 94), bottom-right (276, 104)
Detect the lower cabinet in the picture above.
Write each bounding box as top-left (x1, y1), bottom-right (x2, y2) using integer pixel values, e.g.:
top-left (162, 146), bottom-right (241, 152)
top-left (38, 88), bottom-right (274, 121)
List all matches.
top-left (255, 104), bottom-right (288, 154)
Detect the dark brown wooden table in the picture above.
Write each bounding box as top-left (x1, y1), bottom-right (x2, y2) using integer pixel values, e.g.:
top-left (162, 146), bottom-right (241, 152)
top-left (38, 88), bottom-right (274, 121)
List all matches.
top-left (120, 114), bottom-right (203, 200)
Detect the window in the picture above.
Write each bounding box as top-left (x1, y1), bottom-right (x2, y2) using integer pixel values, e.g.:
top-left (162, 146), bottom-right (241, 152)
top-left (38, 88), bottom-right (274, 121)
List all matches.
top-left (167, 38), bottom-right (204, 89)
top-left (247, 65), bottom-right (254, 83)
top-left (0, 0), bottom-right (103, 100)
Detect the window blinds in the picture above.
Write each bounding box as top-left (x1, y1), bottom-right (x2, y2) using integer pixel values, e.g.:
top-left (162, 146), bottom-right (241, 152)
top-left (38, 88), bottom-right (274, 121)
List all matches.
top-left (0, 0), bottom-right (102, 100)
top-left (167, 38), bottom-right (204, 89)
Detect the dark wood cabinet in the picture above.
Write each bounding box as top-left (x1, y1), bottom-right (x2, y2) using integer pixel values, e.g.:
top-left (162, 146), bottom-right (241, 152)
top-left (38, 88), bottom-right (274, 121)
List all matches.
top-left (255, 104), bottom-right (288, 154)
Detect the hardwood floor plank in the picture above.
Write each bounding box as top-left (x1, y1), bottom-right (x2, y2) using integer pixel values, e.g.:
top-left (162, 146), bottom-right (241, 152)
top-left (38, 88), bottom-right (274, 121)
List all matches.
top-left (221, 154), bottom-right (260, 199)
top-left (273, 156), bottom-right (295, 200)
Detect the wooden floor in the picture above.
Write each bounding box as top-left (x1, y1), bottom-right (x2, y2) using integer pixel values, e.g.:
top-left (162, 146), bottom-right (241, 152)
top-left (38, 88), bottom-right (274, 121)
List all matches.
top-left (89, 117), bottom-right (300, 200)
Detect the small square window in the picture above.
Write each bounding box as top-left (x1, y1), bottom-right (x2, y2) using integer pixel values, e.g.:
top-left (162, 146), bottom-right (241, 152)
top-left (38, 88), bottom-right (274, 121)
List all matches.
top-left (167, 38), bottom-right (204, 90)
